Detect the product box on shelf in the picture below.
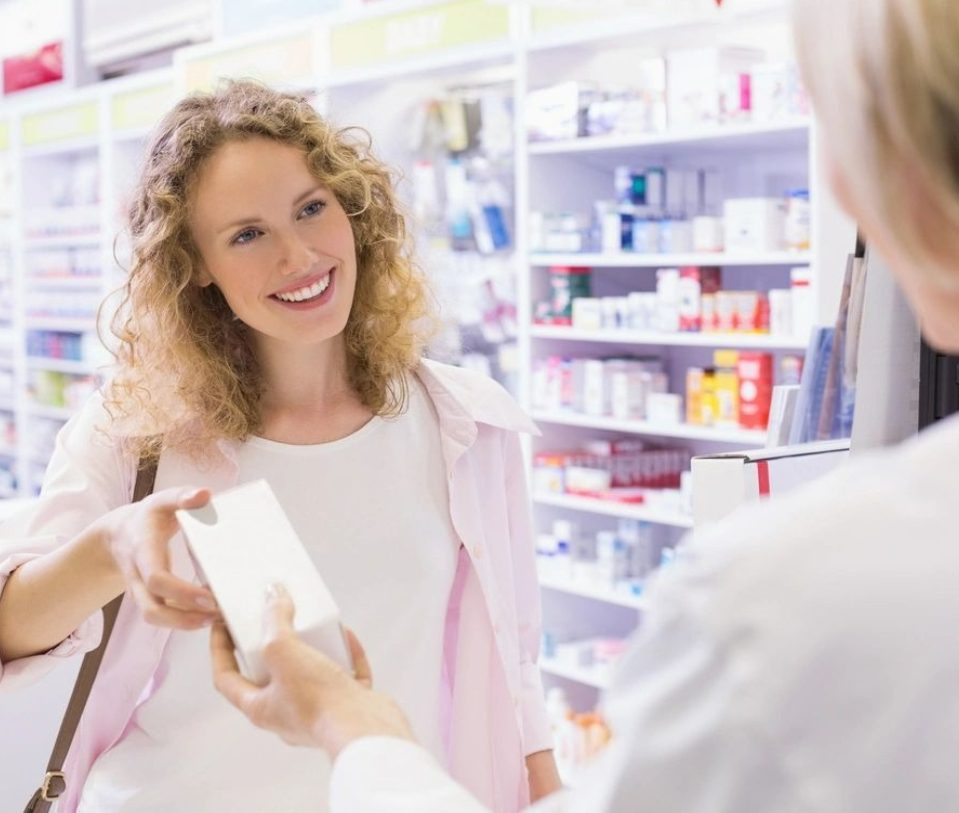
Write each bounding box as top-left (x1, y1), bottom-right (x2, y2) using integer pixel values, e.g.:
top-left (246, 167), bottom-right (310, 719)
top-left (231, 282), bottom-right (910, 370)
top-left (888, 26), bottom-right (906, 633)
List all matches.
top-left (691, 439), bottom-right (850, 527)
top-left (737, 352), bottom-right (774, 430)
top-left (678, 265), bottom-right (722, 331)
top-left (722, 197), bottom-right (786, 253)
top-left (666, 47), bottom-right (765, 129)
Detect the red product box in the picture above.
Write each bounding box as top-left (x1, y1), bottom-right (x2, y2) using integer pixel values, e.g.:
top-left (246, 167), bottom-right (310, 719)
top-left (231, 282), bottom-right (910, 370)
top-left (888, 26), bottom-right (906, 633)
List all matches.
top-left (678, 266), bottom-right (722, 332)
top-left (737, 352), bottom-right (773, 429)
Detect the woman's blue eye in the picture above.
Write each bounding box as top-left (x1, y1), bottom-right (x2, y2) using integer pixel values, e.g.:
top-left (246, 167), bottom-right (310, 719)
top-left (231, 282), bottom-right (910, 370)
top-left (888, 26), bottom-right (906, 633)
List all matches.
top-left (232, 228), bottom-right (260, 246)
top-left (299, 200), bottom-right (326, 218)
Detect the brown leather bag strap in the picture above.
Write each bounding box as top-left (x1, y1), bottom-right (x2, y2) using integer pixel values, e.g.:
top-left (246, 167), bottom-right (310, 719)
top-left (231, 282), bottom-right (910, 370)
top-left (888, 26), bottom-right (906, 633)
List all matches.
top-left (24, 454), bottom-right (159, 813)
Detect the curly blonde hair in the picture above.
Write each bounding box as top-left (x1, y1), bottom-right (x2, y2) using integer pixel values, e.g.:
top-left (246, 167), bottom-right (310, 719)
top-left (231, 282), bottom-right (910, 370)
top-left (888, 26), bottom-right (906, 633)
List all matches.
top-left (105, 79), bottom-right (434, 460)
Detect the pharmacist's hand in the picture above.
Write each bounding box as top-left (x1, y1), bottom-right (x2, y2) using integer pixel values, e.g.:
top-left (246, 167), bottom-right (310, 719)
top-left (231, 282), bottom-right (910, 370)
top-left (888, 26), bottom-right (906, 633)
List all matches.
top-left (97, 486), bottom-right (218, 630)
top-left (210, 585), bottom-right (415, 757)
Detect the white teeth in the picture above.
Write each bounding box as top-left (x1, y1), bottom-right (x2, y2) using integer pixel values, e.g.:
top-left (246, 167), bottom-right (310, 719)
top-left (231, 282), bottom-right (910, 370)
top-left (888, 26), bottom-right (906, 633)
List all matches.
top-left (275, 273), bottom-right (330, 303)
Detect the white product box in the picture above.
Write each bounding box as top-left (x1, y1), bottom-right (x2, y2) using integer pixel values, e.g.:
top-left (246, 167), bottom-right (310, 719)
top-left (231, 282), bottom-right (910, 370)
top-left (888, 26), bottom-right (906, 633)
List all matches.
top-left (692, 216), bottom-right (725, 252)
top-left (723, 197), bottom-right (786, 253)
top-left (611, 370), bottom-right (646, 420)
top-left (572, 297), bottom-right (603, 330)
top-left (646, 392), bottom-right (683, 425)
top-left (691, 439), bottom-right (850, 528)
top-left (176, 480), bottom-right (352, 684)
top-left (527, 81), bottom-right (599, 141)
top-left (582, 359), bottom-right (609, 416)
top-left (666, 47), bottom-right (765, 129)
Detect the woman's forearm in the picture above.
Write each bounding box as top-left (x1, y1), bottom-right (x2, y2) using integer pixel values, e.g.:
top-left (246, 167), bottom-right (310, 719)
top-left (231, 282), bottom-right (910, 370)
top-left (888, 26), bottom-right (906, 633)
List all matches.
top-left (0, 523), bottom-right (124, 663)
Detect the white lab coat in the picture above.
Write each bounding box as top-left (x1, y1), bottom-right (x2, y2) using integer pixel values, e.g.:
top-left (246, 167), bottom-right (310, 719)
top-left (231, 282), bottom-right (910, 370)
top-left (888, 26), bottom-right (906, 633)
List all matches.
top-left (329, 412), bottom-right (959, 813)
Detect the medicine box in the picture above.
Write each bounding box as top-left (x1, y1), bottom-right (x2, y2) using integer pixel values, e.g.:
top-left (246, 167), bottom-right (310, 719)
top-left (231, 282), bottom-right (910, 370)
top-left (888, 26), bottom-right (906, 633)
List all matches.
top-left (691, 439), bottom-right (850, 527)
top-left (723, 197), bottom-right (786, 253)
top-left (176, 479), bottom-right (351, 684)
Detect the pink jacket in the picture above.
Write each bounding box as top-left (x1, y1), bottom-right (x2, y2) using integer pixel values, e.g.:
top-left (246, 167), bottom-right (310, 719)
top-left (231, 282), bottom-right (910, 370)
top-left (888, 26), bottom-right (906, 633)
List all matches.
top-left (0, 359), bottom-right (552, 812)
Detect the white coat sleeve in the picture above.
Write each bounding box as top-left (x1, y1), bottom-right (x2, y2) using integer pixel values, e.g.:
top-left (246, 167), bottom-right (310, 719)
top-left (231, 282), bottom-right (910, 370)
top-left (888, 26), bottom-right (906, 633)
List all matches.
top-left (331, 737), bottom-right (573, 813)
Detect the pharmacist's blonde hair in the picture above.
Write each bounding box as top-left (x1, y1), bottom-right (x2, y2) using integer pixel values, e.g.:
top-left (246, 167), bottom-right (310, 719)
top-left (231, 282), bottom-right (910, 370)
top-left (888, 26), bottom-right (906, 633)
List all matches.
top-left (105, 79), bottom-right (433, 460)
top-left (793, 0), bottom-right (959, 290)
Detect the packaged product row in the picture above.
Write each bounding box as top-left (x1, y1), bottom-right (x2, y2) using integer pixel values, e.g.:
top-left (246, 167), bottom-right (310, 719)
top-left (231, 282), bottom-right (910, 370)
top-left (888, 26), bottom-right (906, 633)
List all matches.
top-left (541, 633), bottom-right (630, 685)
top-left (0, 460), bottom-right (16, 497)
top-left (26, 290), bottom-right (101, 320)
top-left (533, 438), bottom-right (693, 505)
top-left (527, 47), bottom-right (808, 143)
top-left (537, 264), bottom-right (814, 340)
top-left (26, 329), bottom-right (102, 362)
top-left (0, 410), bottom-right (16, 451)
top-left (533, 349), bottom-right (797, 431)
top-left (530, 171), bottom-right (810, 255)
top-left (25, 247), bottom-right (101, 278)
top-left (538, 516), bottom-right (670, 595)
top-left (28, 369), bottom-right (97, 410)
top-left (22, 204), bottom-right (101, 239)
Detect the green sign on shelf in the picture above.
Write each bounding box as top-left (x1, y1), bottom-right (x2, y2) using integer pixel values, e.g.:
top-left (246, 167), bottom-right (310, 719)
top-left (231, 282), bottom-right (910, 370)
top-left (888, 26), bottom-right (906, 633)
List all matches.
top-left (182, 33), bottom-right (315, 92)
top-left (0, 122), bottom-right (9, 151)
top-left (111, 83), bottom-right (177, 132)
top-left (531, 4), bottom-right (631, 34)
top-left (21, 102), bottom-right (99, 147)
top-left (330, 0), bottom-right (511, 72)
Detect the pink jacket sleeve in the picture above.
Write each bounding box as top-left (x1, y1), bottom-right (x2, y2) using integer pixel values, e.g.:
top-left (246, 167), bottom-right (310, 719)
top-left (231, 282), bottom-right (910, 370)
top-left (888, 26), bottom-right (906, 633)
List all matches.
top-left (502, 430), bottom-right (554, 757)
top-left (0, 393), bottom-right (134, 691)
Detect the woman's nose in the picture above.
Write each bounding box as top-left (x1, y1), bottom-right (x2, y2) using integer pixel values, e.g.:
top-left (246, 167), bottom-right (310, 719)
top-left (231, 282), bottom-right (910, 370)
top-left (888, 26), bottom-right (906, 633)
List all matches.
top-left (278, 231), bottom-right (317, 275)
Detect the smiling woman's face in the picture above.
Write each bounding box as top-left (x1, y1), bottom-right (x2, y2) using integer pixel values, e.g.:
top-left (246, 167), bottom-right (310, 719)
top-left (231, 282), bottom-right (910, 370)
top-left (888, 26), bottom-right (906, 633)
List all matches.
top-left (188, 137), bottom-right (358, 352)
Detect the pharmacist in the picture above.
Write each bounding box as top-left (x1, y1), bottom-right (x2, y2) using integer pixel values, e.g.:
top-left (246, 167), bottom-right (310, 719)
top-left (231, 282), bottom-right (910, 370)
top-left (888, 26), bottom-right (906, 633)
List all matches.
top-left (211, 0), bottom-right (959, 810)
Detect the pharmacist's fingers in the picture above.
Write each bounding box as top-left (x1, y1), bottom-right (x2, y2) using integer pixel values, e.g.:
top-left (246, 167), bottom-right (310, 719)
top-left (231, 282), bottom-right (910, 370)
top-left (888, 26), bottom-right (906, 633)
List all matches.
top-left (129, 574), bottom-right (214, 630)
top-left (262, 584), bottom-right (296, 643)
top-left (210, 621), bottom-right (259, 711)
top-left (344, 628), bottom-right (372, 688)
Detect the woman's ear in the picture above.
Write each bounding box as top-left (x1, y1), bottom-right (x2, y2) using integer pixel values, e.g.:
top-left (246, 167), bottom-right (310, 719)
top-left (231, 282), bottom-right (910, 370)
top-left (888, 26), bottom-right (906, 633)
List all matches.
top-left (194, 264), bottom-right (214, 288)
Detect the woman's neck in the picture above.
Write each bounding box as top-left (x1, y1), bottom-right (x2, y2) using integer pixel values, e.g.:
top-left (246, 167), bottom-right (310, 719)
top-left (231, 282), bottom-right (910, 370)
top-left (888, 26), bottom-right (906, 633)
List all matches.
top-left (253, 334), bottom-right (373, 444)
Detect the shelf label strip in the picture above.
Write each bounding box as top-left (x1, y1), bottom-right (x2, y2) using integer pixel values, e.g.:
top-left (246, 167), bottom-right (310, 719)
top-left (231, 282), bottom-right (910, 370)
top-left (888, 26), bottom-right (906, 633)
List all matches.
top-left (21, 102), bottom-right (99, 147)
top-left (330, 0), bottom-right (510, 71)
top-left (182, 33), bottom-right (315, 93)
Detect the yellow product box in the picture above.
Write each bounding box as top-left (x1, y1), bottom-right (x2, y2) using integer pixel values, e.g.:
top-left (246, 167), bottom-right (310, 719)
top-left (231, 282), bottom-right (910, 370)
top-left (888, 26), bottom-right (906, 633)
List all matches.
top-left (713, 350), bottom-right (740, 427)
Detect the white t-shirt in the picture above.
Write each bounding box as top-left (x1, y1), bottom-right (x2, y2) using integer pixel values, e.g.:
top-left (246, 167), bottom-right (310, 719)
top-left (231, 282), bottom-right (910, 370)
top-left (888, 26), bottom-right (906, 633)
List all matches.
top-left (79, 377), bottom-right (459, 812)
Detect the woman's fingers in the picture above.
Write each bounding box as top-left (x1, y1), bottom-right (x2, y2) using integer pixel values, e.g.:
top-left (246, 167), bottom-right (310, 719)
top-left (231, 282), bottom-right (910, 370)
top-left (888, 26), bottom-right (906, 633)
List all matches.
top-left (129, 577), bottom-right (215, 630)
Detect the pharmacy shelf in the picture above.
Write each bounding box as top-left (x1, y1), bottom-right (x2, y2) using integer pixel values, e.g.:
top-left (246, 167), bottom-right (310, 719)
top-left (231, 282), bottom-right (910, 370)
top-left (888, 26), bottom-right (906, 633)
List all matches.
top-left (27, 357), bottom-right (97, 375)
top-left (27, 276), bottom-right (104, 290)
top-left (0, 397), bottom-right (15, 412)
top-left (533, 410), bottom-right (767, 445)
top-left (533, 491), bottom-right (694, 529)
top-left (528, 118), bottom-right (811, 157)
top-left (23, 234), bottom-right (101, 250)
top-left (27, 403), bottom-right (75, 422)
top-left (530, 325), bottom-right (808, 350)
top-left (529, 251), bottom-right (812, 268)
top-left (0, 446), bottom-right (16, 458)
top-left (538, 656), bottom-right (611, 690)
top-left (24, 317), bottom-right (98, 333)
top-left (539, 571), bottom-right (647, 610)
top-left (22, 137), bottom-right (100, 159)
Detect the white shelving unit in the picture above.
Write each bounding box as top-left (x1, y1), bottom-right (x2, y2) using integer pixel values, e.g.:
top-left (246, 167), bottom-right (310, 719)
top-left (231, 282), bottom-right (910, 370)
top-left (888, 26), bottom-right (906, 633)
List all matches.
top-left (533, 410), bottom-right (768, 445)
top-left (0, 0), bottom-right (855, 715)
top-left (533, 491), bottom-right (693, 529)
top-left (529, 251), bottom-right (812, 267)
top-left (538, 657), bottom-right (611, 690)
top-left (530, 324), bottom-right (808, 350)
top-left (538, 571), bottom-right (648, 611)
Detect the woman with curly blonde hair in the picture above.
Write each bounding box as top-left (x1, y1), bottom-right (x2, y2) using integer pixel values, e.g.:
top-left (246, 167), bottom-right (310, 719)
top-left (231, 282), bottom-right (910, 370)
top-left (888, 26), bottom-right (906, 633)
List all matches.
top-left (0, 80), bottom-right (559, 813)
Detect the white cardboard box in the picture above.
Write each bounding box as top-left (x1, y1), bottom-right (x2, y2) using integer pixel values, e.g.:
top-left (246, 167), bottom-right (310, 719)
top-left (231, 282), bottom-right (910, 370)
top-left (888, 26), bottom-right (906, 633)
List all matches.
top-left (176, 479), bottom-right (351, 684)
top-left (692, 439), bottom-right (849, 528)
